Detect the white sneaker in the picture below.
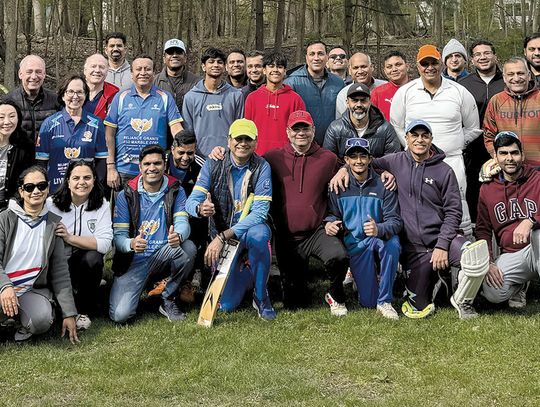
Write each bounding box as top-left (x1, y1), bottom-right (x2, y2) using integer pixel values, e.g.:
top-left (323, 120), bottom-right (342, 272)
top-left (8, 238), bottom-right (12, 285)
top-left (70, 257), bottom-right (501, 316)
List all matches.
top-left (75, 314), bottom-right (91, 331)
top-left (509, 282), bottom-right (529, 309)
top-left (376, 302), bottom-right (399, 320)
top-left (324, 293), bottom-right (348, 316)
top-left (343, 269), bottom-right (354, 285)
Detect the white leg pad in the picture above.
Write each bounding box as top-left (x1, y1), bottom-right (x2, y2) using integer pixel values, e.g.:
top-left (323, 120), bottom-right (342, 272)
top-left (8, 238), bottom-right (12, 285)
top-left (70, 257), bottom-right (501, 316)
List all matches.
top-left (453, 240), bottom-right (490, 304)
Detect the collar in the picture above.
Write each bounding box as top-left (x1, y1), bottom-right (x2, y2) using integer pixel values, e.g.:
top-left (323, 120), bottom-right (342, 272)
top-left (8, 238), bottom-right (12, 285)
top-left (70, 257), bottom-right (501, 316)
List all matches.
top-left (61, 108), bottom-right (89, 124)
top-left (128, 84), bottom-right (158, 97)
top-left (137, 174), bottom-right (169, 195)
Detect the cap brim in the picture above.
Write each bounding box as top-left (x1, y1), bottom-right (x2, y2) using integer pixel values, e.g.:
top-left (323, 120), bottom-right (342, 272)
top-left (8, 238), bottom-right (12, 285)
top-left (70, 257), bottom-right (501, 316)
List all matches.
top-left (345, 146), bottom-right (370, 156)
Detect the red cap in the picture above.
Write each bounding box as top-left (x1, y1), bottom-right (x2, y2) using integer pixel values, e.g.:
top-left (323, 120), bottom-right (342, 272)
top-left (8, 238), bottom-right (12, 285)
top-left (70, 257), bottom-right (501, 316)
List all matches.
top-left (287, 110), bottom-right (314, 127)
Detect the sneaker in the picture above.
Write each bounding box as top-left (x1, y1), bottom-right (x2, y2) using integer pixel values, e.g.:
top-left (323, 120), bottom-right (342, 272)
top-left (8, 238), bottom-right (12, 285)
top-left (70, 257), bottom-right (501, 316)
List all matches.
top-left (179, 283), bottom-right (195, 303)
top-left (343, 269), bottom-right (354, 285)
top-left (324, 293), bottom-right (348, 316)
top-left (252, 297), bottom-right (277, 321)
top-left (401, 300), bottom-right (435, 319)
top-left (508, 282), bottom-right (529, 309)
top-left (376, 302), bottom-right (399, 320)
top-left (450, 295), bottom-right (478, 320)
top-left (75, 314), bottom-right (92, 330)
top-left (148, 278), bottom-right (168, 297)
top-left (159, 298), bottom-right (186, 322)
top-left (14, 326), bottom-right (32, 342)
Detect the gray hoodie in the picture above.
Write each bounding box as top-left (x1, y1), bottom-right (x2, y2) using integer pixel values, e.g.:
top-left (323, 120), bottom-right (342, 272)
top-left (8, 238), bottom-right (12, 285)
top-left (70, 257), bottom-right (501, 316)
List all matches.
top-left (182, 80), bottom-right (244, 157)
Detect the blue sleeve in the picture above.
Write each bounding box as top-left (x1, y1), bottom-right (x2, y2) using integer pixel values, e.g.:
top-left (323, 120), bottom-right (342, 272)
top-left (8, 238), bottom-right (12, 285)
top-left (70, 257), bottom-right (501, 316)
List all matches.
top-left (35, 117), bottom-right (51, 160)
top-left (95, 119), bottom-right (108, 158)
top-left (166, 91), bottom-right (183, 125)
top-left (173, 186), bottom-right (191, 240)
top-left (185, 160), bottom-right (212, 217)
top-left (377, 188), bottom-right (403, 240)
top-left (232, 161), bottom-right (272, 239)
top-left (104, 92), bottom-right (120, 127)
top-left (112, 191), bottom-right (133, 253)
top-left (181, 94), bottom-right (193, 130)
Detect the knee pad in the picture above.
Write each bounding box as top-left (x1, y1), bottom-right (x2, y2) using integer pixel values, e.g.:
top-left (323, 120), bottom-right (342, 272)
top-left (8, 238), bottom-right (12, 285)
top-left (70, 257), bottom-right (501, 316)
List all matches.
top-left (453, 239), bottom-right (489, 304)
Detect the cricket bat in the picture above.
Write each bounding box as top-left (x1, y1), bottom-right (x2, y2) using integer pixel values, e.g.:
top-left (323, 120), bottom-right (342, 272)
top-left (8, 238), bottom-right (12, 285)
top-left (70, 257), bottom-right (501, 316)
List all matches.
top-left (197, 193), bottom-right (255, 327)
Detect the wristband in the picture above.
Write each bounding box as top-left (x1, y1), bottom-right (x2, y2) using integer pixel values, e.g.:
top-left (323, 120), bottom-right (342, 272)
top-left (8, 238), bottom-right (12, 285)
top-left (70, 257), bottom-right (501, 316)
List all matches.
top-left (217, 234), bottom-right (225, 244)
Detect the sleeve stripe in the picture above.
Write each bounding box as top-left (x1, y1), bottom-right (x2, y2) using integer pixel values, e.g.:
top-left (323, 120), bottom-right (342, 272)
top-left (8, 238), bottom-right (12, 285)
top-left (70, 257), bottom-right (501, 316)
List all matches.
top-left (104, 120), bottom-right (117, 128)
top-left (194, 185), bottom-right (208, 194)
top-left (35, 153), bottom-right (49, 160)
top-left (173, 211), bottom-right (189, 217)
top-left (169, 118), bottom-right (184, 125)
top-left (95, 152), bottom-right (109, 157)
top-left (254, 195), bottom-right (272, 201)
top-left (113, 222), bottom-right (130, 228)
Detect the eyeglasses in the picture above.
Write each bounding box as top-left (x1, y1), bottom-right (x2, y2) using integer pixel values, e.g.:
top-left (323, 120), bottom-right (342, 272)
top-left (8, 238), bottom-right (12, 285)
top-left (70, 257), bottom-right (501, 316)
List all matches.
top-left (472, 51), bottom-right (494, 59)
top-left (329, 53), bottom-right (347, 60)
top-left (345, 138), bottom-right (370, 149)
top-left (21, 181), bottom-right (48, 193)
top-left (419, 60), bottom-right (441, 68)
top-left (65, 90), bottom-right (85, 97)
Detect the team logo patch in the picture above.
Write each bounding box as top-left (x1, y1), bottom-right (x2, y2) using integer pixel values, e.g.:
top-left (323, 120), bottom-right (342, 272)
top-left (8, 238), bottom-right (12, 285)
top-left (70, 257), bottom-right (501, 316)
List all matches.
top-left (206, 103), bottom-right (223, 111)
top-left (64, 147), bottom-right (81, 159)
top-left (131, 118), bottom-right (153, 135)
top-left (87, 219), bottom-right (97, 233)
top-left (139, 219), bottom-right (160, 238)
top-left (82, 131), bottom-right (93, 142)
top-left (263, 179), bottom-right (270, 190)
top-left (151, 103), bottom-right (160, 110)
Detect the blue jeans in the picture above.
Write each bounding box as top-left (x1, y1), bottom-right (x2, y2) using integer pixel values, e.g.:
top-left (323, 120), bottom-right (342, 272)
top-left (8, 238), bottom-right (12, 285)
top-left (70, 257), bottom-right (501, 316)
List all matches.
top-left (220, 224), bottom-right (272, 311)
top-left (109, 240), bottom-right (196, 323)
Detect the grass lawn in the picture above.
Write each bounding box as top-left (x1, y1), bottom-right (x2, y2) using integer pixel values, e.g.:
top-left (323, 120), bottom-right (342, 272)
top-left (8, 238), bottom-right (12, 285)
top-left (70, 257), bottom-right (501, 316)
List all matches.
top-left (2, 281), bottom-right (540, 407)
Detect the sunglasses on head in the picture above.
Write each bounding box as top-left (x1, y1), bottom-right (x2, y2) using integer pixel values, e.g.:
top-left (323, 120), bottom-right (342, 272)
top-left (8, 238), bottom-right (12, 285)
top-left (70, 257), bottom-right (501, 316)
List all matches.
top-left (345, 138), bottom-right (369, 149)
top-left (21, 181), bottom-right (48, 193)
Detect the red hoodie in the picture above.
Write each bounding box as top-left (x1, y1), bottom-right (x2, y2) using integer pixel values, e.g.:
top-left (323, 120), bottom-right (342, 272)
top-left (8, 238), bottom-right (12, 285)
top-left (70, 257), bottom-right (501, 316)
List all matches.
top-left (476, 165), bottom-right (540, 258)
top-left (245, 84), bottom-right (305, 155)
top-left (265, 142), bottom-right (338, 239)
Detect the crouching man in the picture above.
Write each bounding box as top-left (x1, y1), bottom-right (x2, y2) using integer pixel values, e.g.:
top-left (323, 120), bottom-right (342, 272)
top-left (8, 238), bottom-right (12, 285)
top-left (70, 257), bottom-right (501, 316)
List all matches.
top-left (325, 138), bottom-right (402, 319)
top-left (110, 145), bottom-right (197, 323)
top-left (476, 132), bottom-right (540, 309)
top-left (186, 119), bottom-right (276, 320)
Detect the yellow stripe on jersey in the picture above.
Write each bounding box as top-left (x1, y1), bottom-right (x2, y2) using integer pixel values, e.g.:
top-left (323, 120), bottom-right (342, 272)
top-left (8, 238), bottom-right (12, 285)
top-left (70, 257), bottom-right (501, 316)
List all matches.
top-left (254, 195), bottom-right (272, 201)
top-left (194, 185), bottom-right (208, 194)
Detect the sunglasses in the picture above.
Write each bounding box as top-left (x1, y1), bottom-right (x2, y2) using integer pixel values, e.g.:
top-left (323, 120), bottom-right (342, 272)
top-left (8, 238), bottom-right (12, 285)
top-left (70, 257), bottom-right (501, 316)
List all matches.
top-left (165, 48), bottom-right (184, 55)
top-left (21, 181), bottom-right (48, 193)
top-left (329, 54), bottom-right (347, 60)
top-left (419, 60), bottom-right (441, 68)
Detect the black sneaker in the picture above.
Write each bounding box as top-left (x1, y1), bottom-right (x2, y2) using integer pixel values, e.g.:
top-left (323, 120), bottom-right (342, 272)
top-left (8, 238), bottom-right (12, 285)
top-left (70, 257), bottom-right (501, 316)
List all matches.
top-left (450, 295), bottom-right (478, 320)
top-left (159, 298), bottom-right (186, 322)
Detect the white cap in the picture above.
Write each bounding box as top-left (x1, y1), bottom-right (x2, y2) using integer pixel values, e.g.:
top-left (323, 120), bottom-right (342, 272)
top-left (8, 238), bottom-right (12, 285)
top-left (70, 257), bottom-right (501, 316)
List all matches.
top-left (164, 39), bottom-right (186, 53)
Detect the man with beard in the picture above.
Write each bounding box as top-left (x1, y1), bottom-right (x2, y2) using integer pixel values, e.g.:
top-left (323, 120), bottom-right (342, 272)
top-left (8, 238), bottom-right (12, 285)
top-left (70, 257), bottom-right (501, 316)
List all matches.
top-left (154, 39), bottom-right (200, 111)
top-left (524, 33), bottom-right (540, 87)
top-left (324, 83), bottom-right (400, 164)
top-left (226, 50), bottom-right (248, 89)
top-left (104, 32), bottom-right (133, 91)
top-left (442, 39), bottom-right (469, 81)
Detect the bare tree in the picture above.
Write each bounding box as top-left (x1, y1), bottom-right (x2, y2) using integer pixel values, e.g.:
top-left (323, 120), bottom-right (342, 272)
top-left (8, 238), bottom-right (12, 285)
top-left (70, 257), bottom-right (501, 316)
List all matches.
top-left (4, 0), bottom-right (17, 89)
top-left (295, 0), bottom-right (307, 66)
top-left (274, 0), bottom-right (286, 51)
top-left (255, 0), bottom-right (264, 50)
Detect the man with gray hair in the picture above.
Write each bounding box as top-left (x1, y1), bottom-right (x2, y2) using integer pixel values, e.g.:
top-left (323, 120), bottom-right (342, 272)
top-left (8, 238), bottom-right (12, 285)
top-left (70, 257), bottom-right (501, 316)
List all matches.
top-left (83, 53), bottom-right (119, 120)
top-left (4, 55), bottom-right (60, 146)
top-left (442, 38), bottom-right (469, 81)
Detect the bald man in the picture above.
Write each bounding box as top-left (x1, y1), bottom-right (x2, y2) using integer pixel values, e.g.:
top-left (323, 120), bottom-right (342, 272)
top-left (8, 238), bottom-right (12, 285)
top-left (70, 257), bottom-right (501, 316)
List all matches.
top-left (4, 55), bottom-right (60, 146)
top-left (335, 52), bottom-right (387, 118)
top-left (83, 53), bottom-right (119, 120)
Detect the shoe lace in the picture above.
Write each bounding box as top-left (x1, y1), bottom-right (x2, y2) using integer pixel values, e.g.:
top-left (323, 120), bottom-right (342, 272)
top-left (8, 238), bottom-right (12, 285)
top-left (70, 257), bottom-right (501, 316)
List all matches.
top-left (461, 301), bottom-right (475, 313)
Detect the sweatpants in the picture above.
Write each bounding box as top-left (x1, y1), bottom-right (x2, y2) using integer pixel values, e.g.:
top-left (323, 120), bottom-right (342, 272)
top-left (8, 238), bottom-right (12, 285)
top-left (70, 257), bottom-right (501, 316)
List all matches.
top-left (350, 235), bottom-right (401, 308)
top-left (68, 249), bottom-right (104, 316)
top-left (402, 235), bottom-right (469, 310)
top-left (0, 288), bottom-right (55, 335)
top-left (220, 223), bottom-right (272, 311)
top-left (276, 225), bottom-right (348, 308)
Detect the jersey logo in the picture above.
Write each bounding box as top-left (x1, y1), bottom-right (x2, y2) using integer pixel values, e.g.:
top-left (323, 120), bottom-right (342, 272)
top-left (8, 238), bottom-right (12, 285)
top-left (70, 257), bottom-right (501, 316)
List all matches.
top-left (151, 103), bottom-right (160, 110)
top-left (139, 220), bottom-right (160, 238)
top-left (424, 177), bottom-right (434, 185)
top-left (49, 115), bottom-right (62, 130)
top-left (131, 118), bottom-right (153, 135)
top-left (87, 116), bottom-right (100, 129)
top-left (87, 219), bottom-right (97, 233)
top-left (82, 131), bottom-right (93, 142)
top-left (64, 147), bottom-right (81, 159)
top-left (206, 103), bottom-right (223, 111)
top-left (265, 104), bottom-right (280, 109)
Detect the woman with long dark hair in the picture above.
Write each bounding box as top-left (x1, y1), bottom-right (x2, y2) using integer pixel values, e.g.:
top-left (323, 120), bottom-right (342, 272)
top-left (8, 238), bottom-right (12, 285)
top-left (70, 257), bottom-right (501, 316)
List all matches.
top-left (0, 166), bottom-right (78, 342)
top-left (48, 159), bottom-right (112, 329)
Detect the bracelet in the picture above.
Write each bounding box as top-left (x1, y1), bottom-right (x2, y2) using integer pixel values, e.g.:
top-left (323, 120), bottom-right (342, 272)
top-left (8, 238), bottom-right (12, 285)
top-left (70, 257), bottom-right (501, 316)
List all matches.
top-left (217, 234), bottom-right (225, 244)
top-left (107, 162), bottom-right (116, 166)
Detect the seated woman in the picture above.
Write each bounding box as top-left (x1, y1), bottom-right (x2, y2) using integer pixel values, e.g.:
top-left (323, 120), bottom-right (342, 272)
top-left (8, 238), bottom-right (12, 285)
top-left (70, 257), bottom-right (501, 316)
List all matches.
top-left (0, 166), bottom-right (79, 342)
top-left (48, 160), bottom-right (112, 329)
top-left (0, 101), bottom-right (34, 210)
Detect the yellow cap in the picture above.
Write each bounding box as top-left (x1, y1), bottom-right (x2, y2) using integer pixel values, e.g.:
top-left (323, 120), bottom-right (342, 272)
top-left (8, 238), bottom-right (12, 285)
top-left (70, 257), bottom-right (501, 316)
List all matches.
top-left (229, 119), bottom-right (258, 140)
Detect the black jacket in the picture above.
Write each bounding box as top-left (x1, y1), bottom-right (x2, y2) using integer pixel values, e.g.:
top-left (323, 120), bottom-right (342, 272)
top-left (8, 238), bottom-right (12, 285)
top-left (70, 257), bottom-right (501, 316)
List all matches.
top-left (153, 68), bottom-right (200, 111)
top-left (323, 105), bottom-right (401, 163)
top-left (458, 68), bottom-right (505, 122)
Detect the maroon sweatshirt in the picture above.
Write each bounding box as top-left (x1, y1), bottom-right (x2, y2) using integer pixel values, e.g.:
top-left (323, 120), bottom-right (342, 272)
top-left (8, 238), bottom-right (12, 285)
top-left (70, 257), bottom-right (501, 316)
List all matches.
top-left (265, 142), bottom-right (338, 239)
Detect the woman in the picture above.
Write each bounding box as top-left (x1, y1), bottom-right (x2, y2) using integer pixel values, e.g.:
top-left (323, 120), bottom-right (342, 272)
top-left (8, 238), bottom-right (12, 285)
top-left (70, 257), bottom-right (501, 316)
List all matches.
top-left (36, 74), bottom-right (108, 194)
top-left (48, 160), bottom-right (112, 328)
top-left (0, 166), bottom-right (79, 343)
top-left (0, 101), bottom-right (34, 210)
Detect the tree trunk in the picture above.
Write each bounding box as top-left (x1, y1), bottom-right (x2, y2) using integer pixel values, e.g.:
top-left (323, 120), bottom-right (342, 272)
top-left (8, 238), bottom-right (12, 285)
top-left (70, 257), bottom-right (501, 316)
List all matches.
top-left (274, 0), bottom-right (286, 51)
top-left (343, 0), bottom-right (353, 55)
top-left (4, 0), bottom-right (17, 89)
top-left (255, 0), bottom-right (264, 50)
top-left (521, 0), bottom-right (527, 36)
top-left (295, 0), bottom-right (307, 66)
top-left (32, 0), bottom-right (45, 36)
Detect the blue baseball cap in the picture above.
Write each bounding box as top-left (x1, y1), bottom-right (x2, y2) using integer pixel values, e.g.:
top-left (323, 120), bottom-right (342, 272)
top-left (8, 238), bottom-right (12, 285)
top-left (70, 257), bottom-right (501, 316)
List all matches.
top-left (406, 119), bottom-right (432, 134)
top-left (345, 138), bottom-right (370, 156)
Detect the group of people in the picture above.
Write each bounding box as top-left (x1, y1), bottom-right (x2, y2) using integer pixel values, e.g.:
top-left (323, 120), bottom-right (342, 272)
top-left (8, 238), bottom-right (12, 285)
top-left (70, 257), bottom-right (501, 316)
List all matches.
top-left (1, 30), bottom-right (540, 343)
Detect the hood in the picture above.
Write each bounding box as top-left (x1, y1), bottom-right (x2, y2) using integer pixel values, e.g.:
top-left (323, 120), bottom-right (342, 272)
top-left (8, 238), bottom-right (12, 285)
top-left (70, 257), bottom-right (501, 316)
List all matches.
top-left (192, 79), bottom-right (234, 95)
top-left (8, 198), bottom-right (48, 227)
top-left (492, 164), bottom-right (537, 186)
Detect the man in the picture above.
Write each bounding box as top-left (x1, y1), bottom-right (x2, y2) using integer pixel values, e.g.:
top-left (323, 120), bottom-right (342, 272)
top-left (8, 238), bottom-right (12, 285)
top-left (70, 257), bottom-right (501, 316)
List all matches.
top-left (153, 38), bottom-right (200, 112)
top-left (83, 53), bottom-right (119, 120)
top-left (459, 40), bottom-right (505, 223)
top-left (110, 144), bottom-right (197, 323)
top-left (524, 32), bottom-right (540, 87)
top-left (325, 138), bottom-right (402, 319)
top-left (284, 40), bottom-right (344, 145)
top-left (442, 38), bottom-right (469, 81)
top-left (335, 52), bottom-right (387, 118)
top-left (390, 44), bottom-right (481, 237)
top-left (324, 83), bottom-right (401, 164)
top-left (4, 55), bottom-right (60, 146)
top-left (370, 51), bottom-right (410, 120)
top-left (104, 32), bottom-right (133, 91)
top-left (245, 51), bottom-right (305, 155)
top-left (241, 50), bottom-right (266, 98)
top-left (483, 57), bottom-right (540, 167)
top-left (104, 55), bottom-right (184, 189)
top-left (226, 50), bottom-right (248, 89)
top-left (185, 119), bottom-right (276, 320)
top-left (182, 48), bottom-right (244, 157)
top-left (476, 132), bottom-right (540, 309)
top-left (327, 47), bottom-right (351, 84)
top-left (264, 110), bottom-right (349, 316)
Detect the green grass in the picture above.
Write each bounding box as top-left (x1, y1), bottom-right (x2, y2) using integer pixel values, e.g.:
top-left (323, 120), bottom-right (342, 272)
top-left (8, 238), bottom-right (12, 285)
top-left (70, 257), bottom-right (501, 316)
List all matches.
top-left (2, 291), bottom-right (540, 407)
